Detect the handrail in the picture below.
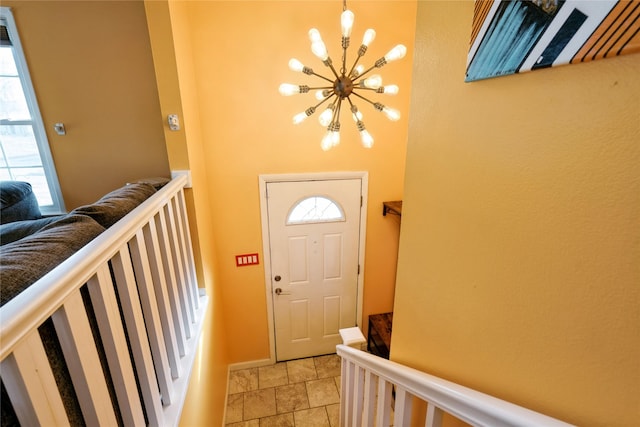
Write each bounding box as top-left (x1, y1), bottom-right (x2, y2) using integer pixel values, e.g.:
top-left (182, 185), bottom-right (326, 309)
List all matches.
top-left (337, 344), bottom-right (574, 427)
top-left (0, 176), bottom-right (187, 360)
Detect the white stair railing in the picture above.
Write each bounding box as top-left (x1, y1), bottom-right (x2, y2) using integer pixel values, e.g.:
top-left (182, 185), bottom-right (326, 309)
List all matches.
top-left (337, 344), bottom-right (574, 427)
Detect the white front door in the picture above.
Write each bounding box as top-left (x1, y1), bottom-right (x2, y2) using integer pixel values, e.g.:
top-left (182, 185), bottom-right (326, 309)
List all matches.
top-left (266, 179), bottom-right (363, 361)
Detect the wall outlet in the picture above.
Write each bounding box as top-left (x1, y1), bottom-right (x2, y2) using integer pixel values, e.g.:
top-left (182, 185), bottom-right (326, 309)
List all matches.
top-left (236, 253), bottom-right (259, 267)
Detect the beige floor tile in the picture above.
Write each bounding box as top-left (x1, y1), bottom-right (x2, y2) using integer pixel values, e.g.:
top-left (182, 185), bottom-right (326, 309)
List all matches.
top-left (326, 403), bottom-right (340, 427)
top-left (306, 378), bottom-right (340, 407)
top-left (243, 388), bottom-right (276, 420)
top-left (229, 368), bottom-right (259, 394)
top-left (314, 354), bottom-right (342, 379)
top-left (275, 382), bottom-right (309, 413)
top-left (259, 413), bottom-right (294, 427)
top-left (258, 363), bottom-right (288, 389)
top-left (287, 358), bottom-right (318, 383)
top-left (294, 407), bottom-right (331, 427)
top-left (225, 393), bottom-right (244, 424)
top-left (334, 376), bottom-right (341, 396)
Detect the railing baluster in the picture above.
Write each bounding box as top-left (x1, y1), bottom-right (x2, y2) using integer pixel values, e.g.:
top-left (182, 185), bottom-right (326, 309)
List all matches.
top-left (176, 188), bottom-right (200, 310)
top-left (343, 360), bottom-right (356, 425)
top-left (52, 290), bottom-right (118, 426)
top-left (362, 370), bottom-right (377, 427)
top-left (170, 195), bottom-right (198, 322)
top-left (393, 386), bottom-right (413, 427)
top-left (376, 378), bottom-right (393, 427)
top-left (143, 219), bottom-right (183, 378)
top-left (111, 244), bottom-right (167, 424)
top-left (130, 228), bottom-right (176, 407)
top-left (155, 208), bottom-right (188, 355)
top-left (164, 200), bottom-right (195, 334)
top-left (352, 364), bottom-right (365, 426)
top-left (1, 330), bottom-right (69, 426)
top-left (426, 404), bottom-right (444, 427)
top-left (87, 263), bottom-right (145, 426)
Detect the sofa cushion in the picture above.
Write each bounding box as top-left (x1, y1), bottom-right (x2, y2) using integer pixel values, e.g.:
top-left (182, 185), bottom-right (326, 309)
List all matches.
top-left (0, 214), bottom-right (106, 306)
top-left (0, 215), bottom-right (62, 246)
top-left (0, 181), bottom-right (42, 224)
top-left (70, 182), bottom-right (157, 228)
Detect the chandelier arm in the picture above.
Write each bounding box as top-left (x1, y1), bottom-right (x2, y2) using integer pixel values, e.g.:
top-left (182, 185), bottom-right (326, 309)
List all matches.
top-left (341, 38), bottom-right (349, 76)
top-left (312, 72), bottom-right (336, 84)
top-left (325, 59), bottom-right (341, 80)
top-left (352, 86), bottom-right (378, 92)
top-left (347, 53), bottom-right (363, 78)
top-left (354, 64), bottom-right (379, 81)
top-left (345, 96), bottom-right (358, 117)
top-left (332, 97), bottom-right (343, 126)
top-left (350, 91), bottom-right (378, 107)
top-left (312, 94), bottom-right (337, 110)
top-left (306, 86), bottom-right (335, 90)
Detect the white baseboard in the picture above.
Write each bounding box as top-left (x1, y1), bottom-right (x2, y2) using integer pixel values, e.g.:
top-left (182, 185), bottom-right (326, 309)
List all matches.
top-left (228, 357), bottom-right (274, 371)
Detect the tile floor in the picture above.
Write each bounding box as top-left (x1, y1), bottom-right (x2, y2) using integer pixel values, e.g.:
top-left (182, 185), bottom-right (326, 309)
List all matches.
top-left (225, 354), bottom-right (342, 426)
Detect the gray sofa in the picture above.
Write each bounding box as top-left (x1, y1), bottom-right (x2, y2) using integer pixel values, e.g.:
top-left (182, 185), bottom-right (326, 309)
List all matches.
top-left (0, 180), bottom-right (162, 303)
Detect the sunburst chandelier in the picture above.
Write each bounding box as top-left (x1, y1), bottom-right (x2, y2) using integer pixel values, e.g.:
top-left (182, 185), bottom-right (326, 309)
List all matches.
top-left (279, 1), bottom-right (406, 151)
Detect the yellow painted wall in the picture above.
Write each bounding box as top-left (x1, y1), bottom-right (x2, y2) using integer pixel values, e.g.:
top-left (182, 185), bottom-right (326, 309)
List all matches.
top-left (4, 1), bottom-right (170, 209)
top-left (393, 2), bottom-right (640, 427)
top-left (179, 0), bottom-right (416, 363)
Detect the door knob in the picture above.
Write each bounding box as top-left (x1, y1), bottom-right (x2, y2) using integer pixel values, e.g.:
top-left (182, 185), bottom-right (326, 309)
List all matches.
top-left (274, 275), bottom-right (281, 282)
top-left (275, 287), bottom-right (291, 295)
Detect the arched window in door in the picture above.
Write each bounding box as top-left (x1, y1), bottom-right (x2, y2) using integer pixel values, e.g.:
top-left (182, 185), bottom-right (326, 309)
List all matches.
top-left (286, 195), bottom-right (345, 225)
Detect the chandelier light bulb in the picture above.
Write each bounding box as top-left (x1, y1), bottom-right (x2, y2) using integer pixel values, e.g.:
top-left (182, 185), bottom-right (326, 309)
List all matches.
top-left (315, 90), bottom-right (327, 101)
top-left (362, 29), bottom-right (376, 47)
top-left (331, 130), bottom-right (341, 147)
top-left (293, 111), bottom-right (309, 124)
top-left (382, 106), bottom-right (401, 121)
top-left (362, 74), bottom-right (383, 89)
top-left (321, 131), bottom-right (334, 151)
top-left (311, 41), bottom-right (329, 61)
top-left (308, 28), bottom-right (323, 43)
top-left (381, 84), bottom-right (399, 95)
top-left (288, 58), bottom-right (305, 72)
top-left (279, 83), bottom-right (301, 96)
top-left (319, 107), bottom-right (334, 126)
top-left (350, 64), bottom-right (365, 78)
top-left (352, 110), bottom-right (363, 122)
top-left (341, 10), bottom-right (355, 37)
top-left (384, 44), bottom-right (407, 62)
top-left (360, 129), bottom-right (374, 148)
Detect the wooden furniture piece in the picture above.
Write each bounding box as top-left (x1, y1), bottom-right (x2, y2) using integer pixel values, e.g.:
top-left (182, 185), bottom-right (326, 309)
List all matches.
top-left (368, 312), bottom-right (393, 359)
top-left (382, 201), bottom-right (402, 216)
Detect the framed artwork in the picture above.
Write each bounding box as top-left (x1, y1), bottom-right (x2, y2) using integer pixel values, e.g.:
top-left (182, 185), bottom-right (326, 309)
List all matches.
top-left (465, 0), bottom-right (640, 82)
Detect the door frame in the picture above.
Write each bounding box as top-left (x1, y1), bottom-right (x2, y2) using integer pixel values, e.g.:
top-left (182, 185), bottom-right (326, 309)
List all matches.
top-left (259, 171), bottom-right (368, 363)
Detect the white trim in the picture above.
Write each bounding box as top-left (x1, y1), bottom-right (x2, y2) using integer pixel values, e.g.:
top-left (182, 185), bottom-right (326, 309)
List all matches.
top-left (228, 358), bottom-right (274, 371)
top-left (258, 171), bottom-right (368, 363)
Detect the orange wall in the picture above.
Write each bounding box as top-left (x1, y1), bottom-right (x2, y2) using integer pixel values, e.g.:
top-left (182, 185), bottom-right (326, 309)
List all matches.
top-left (393, 2), bottom-right (640, 427)
top-left (4, 1), bottom-right (170, 209)
top-left (178, 0), bottom-right (417, 363)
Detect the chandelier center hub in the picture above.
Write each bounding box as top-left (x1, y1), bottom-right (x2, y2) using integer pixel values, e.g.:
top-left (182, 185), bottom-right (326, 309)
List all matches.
top-left (333, 75), bottom-right (353, 98)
